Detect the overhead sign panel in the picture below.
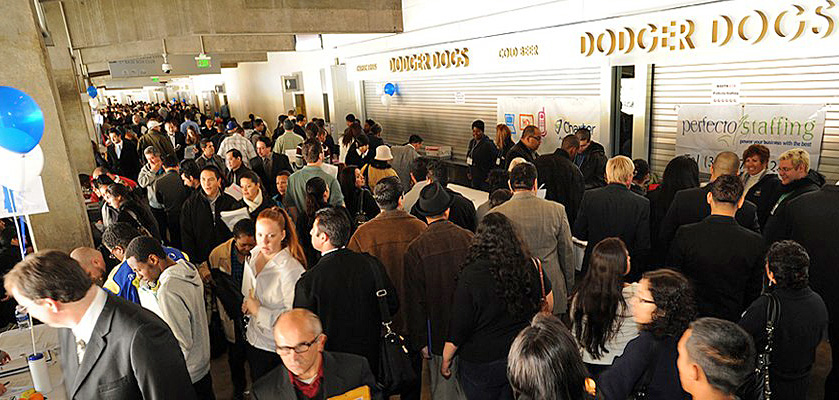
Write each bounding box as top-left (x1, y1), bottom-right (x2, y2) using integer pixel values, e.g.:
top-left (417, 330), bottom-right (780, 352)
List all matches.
top-left (109, 54), bottom-right (220, 78)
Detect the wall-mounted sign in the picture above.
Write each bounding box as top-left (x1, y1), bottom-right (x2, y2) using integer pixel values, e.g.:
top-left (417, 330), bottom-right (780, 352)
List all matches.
top-left (389, 48), bottom-right (470, 72)
top-left (454, 92), bottom-right (466, 104)
top-left (109, 54), bottom-right (221, 77)
top-left (356, 64), bottom-right (378, 71)
top-left (676, 104), bottom-right (826, 173)
top-left (498, 45), bottom-right (540, 59)
top-left (711, 81), bottom-right (741, 104)
top-left (497, 97), bottom-right (601, 155)
top-left (581, 2), bottom-right (836, 57)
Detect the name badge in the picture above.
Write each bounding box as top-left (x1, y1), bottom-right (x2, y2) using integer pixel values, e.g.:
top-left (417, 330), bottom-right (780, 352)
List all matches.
top-left (466, 156), bottom-right (473, 166)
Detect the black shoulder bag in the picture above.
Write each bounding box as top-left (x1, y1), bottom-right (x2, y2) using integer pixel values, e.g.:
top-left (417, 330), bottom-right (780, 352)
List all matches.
top-left (738, 293), bottom-right (781, 400)
top-left (366, 256), bottom-right (417, 395)
top-left (354, 188), bottom-right (370, 226)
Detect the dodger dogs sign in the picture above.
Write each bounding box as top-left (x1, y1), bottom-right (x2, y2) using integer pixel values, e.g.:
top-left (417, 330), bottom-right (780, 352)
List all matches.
top-left (676, 104), bottom-right (826, 173)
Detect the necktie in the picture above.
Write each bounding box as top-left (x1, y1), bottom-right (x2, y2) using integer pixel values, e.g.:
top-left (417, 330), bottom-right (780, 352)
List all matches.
top-left (264, 157), bottom-right (272, 173)
top-left (76, 339), bottom-right (86, 365)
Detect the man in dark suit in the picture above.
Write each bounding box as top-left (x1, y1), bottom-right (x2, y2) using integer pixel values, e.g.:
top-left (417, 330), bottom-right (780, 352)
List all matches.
top-left (293, 207), bottom-right (398, 374)
top-left (249, 136), bottom-right (293, 197)
top-left (153, 155), bottom-right (190, 248)
top-left (410, 160), bottom-right (477, 232)
top-left (535, 134), bottom-right (585, 228)
top-left (4, 251), bottom-right (195, 400)
top-left (106, 129), bottom-right (141, 181)
top-left (573, 127), bottom-right (607, 189)
top-left (667, 175), bottom-right (765, 322)
top-left (252, 309), bottom-right (381, 400)
top-left (659, 151), bottom-right (759, 256)
top-left (505, 125), bottom-right (541, 167)
top-left (574, 155), bottom-right (650, 279)
top-left (164, 121), bottom-right (187, 160)
top-left (764, 183), bottom-right (839, 393)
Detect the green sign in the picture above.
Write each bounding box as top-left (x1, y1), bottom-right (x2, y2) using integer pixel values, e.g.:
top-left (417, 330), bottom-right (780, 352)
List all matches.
top-left (196, 59), bottom-right (211, 68)
top-left (151, 77), bottom-right (160, 82)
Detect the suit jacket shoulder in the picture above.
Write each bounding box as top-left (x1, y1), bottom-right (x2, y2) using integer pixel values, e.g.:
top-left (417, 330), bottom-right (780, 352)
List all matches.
top-left (252, 351), bottom-right (380, 400)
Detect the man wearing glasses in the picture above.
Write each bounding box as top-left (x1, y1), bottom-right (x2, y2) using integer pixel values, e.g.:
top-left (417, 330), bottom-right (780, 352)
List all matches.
top-left (505, 125), bottom-right (542, 168)
top-left (251, 309), bottom-right (380, 400)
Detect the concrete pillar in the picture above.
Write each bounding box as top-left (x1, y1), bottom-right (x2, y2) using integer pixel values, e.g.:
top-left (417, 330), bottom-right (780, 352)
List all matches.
top-left (43, 1), bottom-right (96, 175)
top-left (0, 0), bottom-right (93, 251)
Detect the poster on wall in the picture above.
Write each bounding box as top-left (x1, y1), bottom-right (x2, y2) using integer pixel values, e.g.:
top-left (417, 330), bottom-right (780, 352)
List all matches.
top-left (496, 97), bottom-right (600, 155)
top-left (676, 104), bottom-right (826, 174)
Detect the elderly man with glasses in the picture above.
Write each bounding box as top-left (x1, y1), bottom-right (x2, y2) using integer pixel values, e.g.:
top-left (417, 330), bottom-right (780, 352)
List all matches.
top-left (251, 309), bottom-right (381, 400)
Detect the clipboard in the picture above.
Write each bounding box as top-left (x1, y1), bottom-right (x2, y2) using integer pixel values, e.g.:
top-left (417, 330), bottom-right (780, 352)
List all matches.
top-left (327, 385), bottom-right (371, 400)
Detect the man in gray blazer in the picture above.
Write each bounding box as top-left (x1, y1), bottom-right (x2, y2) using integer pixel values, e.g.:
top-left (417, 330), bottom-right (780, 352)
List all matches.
top-left (4, 250), bottom-right (195, 400)
top-left (492, 162), bottom-right (576, 317)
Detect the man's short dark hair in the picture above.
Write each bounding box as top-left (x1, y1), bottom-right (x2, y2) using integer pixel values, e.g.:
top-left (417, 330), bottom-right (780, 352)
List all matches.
top-left (255, 135), bottom-right (272, 148)
top-left (102, 222), bottom-right (143, 250)
top-left (93, 174), bottom-right (114, 188)
top-left (426, 160), bottom-right (449, 186)
top-left (314, 207), bottom-right (352, 247)
top-left (232, 218), bottom-right (256, 238)
top-left (283, 119), bottom-right (295, 131)
top-left (4, 250), bottom-right (92, 303)
top-left (355, 134), bottom-right (369, 147)
top-left (575, 127), bottom-right (592, 141)
top-left (408, 134), bottom-right (423, 144)
top-left (686, 318), bottom-right (755, 395)
top-left (162, 154), bottom-right (179, 168)
top-left (710, 174), bottom-right (744, 204)
top-left (365, 119), bottom-right (376, 127)
top-left (370, 124), bottom-right (382, 136)
top-left (302, 139), bottom-right (323, 163)
top-left (486, 169), bottom-right (510, 192)
top-left (471, 120), bottom-right (485, 132)
top-left (346, 113), bottom-right (356, 122)
top-left (200, 165), bottom-right (224, 181)
top-left (373, 176), bottom-right (402, 211)
top-left (411, 157), bottom-right (430, 182)
top-left (200, 138), bottom-right (214, 148)
top-left (521, 125), bottom-right (539, 139)
top-left (124, 236), bottom-right (167, 263)
top-left (296, 114), bottom-right (305, 122)
top-left (179, 159), bottom-right (200, 180)
top-left (561, 134), bottom-right (580, 150)
top-left (633, 159), bottom-right (650, 182)
top-left (510, 162), bottom-right (538, 190)
top-left (226, 149), bottom-right (242, 159)
top-left (254, 118), bottom-right (264, 127)
top-left (766, 240), bottom-right (810, 290)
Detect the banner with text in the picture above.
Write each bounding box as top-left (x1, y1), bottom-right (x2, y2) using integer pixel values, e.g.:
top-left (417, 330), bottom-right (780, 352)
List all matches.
top-left (676, 104), bottom-right (826, 174)
top-left (497, 97), bottom-right (601, 155)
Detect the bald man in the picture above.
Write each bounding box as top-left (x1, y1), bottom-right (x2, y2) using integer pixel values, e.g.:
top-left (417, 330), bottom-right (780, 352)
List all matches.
top-left (70, 247), bottom-right (107, 286)
top-left (251, 309), bottom-right (381, 400)
top-left (659, 151), bottom-right (759, 257)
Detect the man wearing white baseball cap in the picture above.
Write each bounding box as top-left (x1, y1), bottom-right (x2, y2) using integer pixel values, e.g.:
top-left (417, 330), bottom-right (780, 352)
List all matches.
top-left (137, 119), bottom-right (176, 162)
top-left (360, 146), bottom-right (398, 189)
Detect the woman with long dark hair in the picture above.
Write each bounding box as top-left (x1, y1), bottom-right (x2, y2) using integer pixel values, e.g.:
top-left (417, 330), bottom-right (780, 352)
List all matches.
top-left (340, 122), bottom-right (362, 165)
top-left (338, 166), bottom-right (380, 223)
top-left (646, 156), bottom-right (699, 267)
top-left (597, 269), bottom-right (696, 399)
top-left (571, 238), bottom-right (638, 379)
top-left (105, 183), bottom-right (161, 239)
top-left (295, 177), bottom-right (330, 268)
top-left (442, 213), bottom-right (554, 400)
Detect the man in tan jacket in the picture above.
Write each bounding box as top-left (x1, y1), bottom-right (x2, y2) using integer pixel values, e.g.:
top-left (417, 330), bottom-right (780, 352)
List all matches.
top-left (199, 219), bottom-right (255, 400)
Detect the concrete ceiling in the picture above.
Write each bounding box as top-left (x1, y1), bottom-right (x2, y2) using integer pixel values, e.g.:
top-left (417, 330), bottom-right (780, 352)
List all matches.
top-left (41, 0), bottom-right (402, 74)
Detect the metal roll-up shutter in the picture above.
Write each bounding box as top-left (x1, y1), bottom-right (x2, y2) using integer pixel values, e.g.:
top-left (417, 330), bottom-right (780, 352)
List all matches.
top-left (363, 67), bottom-right (601, 161)
top-left (650, 56), bottom-right (839, 182)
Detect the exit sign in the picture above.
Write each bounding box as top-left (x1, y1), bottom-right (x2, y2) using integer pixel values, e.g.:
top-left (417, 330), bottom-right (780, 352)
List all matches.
top-left (196, 58), bottom-right (211, 68)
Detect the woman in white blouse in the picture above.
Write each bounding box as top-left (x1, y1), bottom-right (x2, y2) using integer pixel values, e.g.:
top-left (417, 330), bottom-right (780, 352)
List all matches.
top-left (241, 206), bottom-right (307, 382)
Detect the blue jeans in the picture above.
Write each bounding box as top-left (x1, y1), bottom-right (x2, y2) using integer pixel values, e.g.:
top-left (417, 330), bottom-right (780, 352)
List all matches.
top-left (457, 357), bottom-right (514, 400)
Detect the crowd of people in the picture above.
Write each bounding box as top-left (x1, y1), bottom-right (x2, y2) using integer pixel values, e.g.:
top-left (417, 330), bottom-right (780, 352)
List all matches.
top-left (0, 100), bottom-right (837, 400)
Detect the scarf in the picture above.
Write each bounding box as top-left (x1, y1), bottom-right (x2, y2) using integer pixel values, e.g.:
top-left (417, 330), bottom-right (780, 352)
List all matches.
top-left (288, 360), bottom-right (324, 398)
top-left (242, 189), bottom-right (263, 213)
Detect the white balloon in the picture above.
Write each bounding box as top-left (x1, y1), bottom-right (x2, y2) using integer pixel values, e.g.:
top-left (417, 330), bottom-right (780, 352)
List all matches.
top-left (89, 98), bottom-right (100, 109)
top-left (375, 84), bottom-right (384, 96)
top-left (0, 145), bottom-right (44, 191)
top-left (380, 94), bottom-right (393, 107)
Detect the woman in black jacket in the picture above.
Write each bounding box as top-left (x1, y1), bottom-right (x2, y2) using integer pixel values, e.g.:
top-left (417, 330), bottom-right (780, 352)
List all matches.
top-left (296, 177), bottom-right (330, 268)
top-left (740, 144), bottom-right (782, 229)
top-left (234, 171), bottom-right (273, 219)
top-left (597, 269), bottom-right (696, 399)
top-left (646, 156), bottom-right (699, 268)
top-left (739, 240), bottom-right (828, 400)
top-left (338, 166), bottom-right (380, 224)
top-left (494, 123), bottom-right (515, 168)
top-left (442, 213), bottom-right (553, 400)
top-left (105, 183), bottom-right (161, 240)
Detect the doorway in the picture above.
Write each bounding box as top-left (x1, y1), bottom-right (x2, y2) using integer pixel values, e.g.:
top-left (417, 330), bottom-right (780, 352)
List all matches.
top-left (610, 65), bottom-right (635, 157)
top-left (294, 94), bottom-right (307, 116)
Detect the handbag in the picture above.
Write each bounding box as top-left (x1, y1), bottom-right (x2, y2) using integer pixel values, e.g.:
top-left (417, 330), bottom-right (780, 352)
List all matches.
top-left (365, 255), bottom-right (417, 395)
top-left (354, 188), bottom-right (370, 225)
top-left (738, 293), bottom-right (780, 400)
top-left (532, 258), bottom-right (549, 313)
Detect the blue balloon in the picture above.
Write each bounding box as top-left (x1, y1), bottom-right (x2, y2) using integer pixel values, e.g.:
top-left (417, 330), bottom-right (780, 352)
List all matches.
top-left (87, 85), bottom-right (97, 98)
top-left (384, 82), bottom-right (396, 96)
top-left (0, 87), bottom-right (44, 154)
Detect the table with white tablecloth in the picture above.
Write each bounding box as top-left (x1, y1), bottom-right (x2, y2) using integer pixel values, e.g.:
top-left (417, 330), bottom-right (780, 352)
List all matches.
top-left (0, 325), bottom-right (66, 400)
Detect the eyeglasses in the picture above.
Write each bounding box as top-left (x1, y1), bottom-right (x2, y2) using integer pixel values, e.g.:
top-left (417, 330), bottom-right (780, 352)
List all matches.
top-left (777, 166), bottom-right (796, 173)
top-left (276, 334), bottom-right (321, 354)
top-left (635, 296), bottom-right (655, 305)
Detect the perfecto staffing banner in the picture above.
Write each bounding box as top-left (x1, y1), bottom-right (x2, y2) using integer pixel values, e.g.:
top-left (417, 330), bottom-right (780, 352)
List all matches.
top-left (497, 97), bottom-right (601, 155)
top-left (676, 104), bottom-right (826, 174)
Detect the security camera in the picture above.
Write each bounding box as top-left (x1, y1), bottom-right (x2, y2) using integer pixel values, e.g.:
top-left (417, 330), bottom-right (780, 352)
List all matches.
top-left (162, 63), bottom-right (172, 74)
